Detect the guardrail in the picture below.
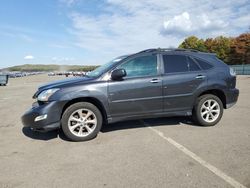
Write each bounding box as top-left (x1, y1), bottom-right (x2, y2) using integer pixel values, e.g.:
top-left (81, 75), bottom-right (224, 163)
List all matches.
top-left (230, 64), bottom-right (250, 75)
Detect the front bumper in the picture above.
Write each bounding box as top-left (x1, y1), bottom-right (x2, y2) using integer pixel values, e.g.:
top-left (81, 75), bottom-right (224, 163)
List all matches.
top-left (225, 88), bottom-right (239, 109)
top-left (21, 101), bottom-right (66, 132)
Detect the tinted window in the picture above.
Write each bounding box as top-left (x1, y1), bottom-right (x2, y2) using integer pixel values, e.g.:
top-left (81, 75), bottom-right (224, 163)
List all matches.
top-left (163, 55), bottom-right (188, 73)
top-left (194, 58), bottom-right (213, 70)
top-left (118, 55), bottom-right (157, 78)
top-left (188, 57), bottom-right (201, 71)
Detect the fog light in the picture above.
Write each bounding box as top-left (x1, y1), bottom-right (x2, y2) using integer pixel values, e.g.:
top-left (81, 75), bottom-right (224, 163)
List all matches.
top-left (34, 114), bottom-right (47, 122)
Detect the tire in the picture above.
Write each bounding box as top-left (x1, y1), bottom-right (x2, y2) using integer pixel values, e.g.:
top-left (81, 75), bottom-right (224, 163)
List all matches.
top-left (61, 102), bottom-right (103, 141)
top-left (192, 94), bottom-right (223, 126)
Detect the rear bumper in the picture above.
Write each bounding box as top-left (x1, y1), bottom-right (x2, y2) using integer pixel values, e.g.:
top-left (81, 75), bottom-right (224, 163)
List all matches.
top-left (225, 88), bottom-right (239, 109)
top-left (21, 101), bottom-right (66, 132)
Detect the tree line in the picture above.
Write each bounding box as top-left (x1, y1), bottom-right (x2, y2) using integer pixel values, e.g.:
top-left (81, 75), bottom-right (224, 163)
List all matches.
top-left (178, 32), bottom-right (250, 65)
top-left (5, 64), bottom-right (98, 72)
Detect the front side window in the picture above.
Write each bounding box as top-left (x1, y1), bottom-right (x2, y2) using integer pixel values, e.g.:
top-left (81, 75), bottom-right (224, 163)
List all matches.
top-left (117, 55), bottom-right (157, 78)
top-left (163, 55), bottom-right (188, 73)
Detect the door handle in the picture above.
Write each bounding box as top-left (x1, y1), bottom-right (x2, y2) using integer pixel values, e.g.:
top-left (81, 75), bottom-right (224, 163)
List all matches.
top-left (150, 79), bottom-right (160, 83)
top-left (195, 75), bottom-right (206, 79)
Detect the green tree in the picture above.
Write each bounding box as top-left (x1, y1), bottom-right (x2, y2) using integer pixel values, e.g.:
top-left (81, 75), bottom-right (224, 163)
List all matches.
top-left (204, 38), bottom-right (214, 52)
top-left (180, 36), bottom-right (232, 63)
top-left (210, 36), bottom-right (232, 64)
top-left (229, 33), bottom-right (250, 65)
top-left (179, 33), bottom-right (250, 65)
top-left (178, 36), bottom-right (207, 51)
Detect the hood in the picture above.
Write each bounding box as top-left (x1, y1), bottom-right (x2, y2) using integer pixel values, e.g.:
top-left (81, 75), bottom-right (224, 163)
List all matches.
top-left (33, 76), bottom-right (95, 98)
top-left (39, 76), bottom-right (95, 90)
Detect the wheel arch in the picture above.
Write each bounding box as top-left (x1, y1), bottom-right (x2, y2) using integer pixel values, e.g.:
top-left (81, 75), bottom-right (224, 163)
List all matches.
top-left (61, 97), bottom-right (108, 122)
top-left (197, 89), bottom-right (226, 108)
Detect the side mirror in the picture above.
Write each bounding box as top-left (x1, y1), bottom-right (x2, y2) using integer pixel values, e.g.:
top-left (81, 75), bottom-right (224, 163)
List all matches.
top-left (111, 69), bottom-right (127, 80)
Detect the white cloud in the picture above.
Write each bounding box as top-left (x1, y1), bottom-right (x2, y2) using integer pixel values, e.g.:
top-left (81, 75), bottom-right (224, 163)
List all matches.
top-left (19, 34), bottom-right (34, 42)
top-left (163, 12), bottom-right (192, 34)
top-left (49, 43), bottom-right (71, 49)
top-left (60, 0), bottom-right (78, 6)
top-left (24, 55), bottom-right (34, 60)
top-left (162, 12), bottom-right (228, 36)
top-left (64, 0), bottom-right (250, 64)
top-left (69, 10), bottom-right (176, 58)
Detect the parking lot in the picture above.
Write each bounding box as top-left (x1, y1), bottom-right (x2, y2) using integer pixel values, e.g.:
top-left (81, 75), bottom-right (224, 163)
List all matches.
top-left (0, 74), bottom-right (249, 188)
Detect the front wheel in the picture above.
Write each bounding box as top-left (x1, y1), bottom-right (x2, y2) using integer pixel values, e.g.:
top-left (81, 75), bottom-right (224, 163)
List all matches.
top-left (193, 94), bottom-right (223, 126)
top-left (61, 102), bottom-right (103, 141)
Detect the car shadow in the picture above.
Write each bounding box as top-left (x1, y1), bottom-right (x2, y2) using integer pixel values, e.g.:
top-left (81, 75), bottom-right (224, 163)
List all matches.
top-left (101, 116), bottom-right (198, 133)
top-left (22, 127), bottom-right (70, 141)
top-left (22, 116), bottom-right (199, 141)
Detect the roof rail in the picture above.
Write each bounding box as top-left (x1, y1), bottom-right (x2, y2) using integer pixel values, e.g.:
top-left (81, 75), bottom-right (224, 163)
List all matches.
top-left (137, 49), bottom-right (157, 53)
top-left (173, 48), bottom-right (199, 52)
top-left (137, 48), bottom-right (199, 54)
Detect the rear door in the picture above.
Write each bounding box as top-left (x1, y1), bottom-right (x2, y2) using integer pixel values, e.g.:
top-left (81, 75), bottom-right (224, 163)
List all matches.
top-left (161, 53), bottom-right (207, 112)
top-left (108, 54), bottom-right (163, 117)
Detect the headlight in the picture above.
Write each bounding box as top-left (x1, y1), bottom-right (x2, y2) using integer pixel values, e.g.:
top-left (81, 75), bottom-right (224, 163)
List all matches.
top-left (37, 88), bottom-right (60, 101)
top-left (229, 67), bottom-right (236, 77)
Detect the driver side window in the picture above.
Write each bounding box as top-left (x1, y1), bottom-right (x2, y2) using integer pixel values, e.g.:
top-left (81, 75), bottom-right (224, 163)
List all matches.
top-left (117, 55), bottom-right (157, 78)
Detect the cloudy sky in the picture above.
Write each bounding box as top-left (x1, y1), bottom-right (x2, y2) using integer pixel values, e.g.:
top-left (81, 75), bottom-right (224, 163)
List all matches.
top-left (0, 0), bottom-right (249, 68)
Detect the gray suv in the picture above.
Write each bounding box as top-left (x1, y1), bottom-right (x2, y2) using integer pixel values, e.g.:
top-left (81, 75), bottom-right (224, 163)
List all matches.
top-left (22, 48), bottom-right (239, 141)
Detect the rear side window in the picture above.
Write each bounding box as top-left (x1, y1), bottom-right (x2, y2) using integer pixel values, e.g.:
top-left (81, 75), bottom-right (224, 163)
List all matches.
top-left (188, 57), bottom-right (201, 71)
top-left (193, 58), bottom-right (213, 70)
top-left (163, 55), bottom-right (188, 73)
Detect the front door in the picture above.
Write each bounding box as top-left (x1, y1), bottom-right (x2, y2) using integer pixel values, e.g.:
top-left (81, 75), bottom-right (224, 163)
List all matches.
top-left (108, 54), bottom-right (163, 117)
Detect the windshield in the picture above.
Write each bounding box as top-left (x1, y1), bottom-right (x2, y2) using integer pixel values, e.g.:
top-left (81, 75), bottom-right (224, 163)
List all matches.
top-left (87, 55), bottom-right (129, 77)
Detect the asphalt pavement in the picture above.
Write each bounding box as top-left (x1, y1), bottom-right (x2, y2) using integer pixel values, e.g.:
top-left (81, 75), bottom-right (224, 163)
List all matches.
top-left (0, 74), bottom-right (249, 188)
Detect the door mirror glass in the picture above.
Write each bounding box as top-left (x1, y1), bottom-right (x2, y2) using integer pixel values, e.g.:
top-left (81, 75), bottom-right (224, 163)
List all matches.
top-left (111, 69), bottom-right (127, 80)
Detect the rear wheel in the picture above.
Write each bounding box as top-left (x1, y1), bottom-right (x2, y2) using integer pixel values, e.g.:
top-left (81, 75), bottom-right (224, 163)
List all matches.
top-left (193, 94), bottom-right (223, 126)
top-left (61, 102), bottom-right (103, 141)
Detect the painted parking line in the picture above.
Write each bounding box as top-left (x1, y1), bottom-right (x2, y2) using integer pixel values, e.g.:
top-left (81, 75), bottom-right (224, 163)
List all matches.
top-left (2, 85), bottom-right (35, 88)
top-left (0, 96), bottom-right (23, 101)
top-left (147, 126), bottom-right (246, 188)
top-left (0, 97), bottom-right (11, 101)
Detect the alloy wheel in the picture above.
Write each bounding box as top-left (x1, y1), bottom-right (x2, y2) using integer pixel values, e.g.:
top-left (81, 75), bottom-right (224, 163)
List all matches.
top-left (200, 99), bottom-right (220, 123)
top-left (68, 108), bottom-right (97, 137)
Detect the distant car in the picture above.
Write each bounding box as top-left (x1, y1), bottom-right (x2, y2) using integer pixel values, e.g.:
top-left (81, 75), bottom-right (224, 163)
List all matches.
top-left (73, 72), bottom-right (85, 76)
top-left (8, 73), bottom-right (16, 78)
top-left (22, 48), bottom-right (239, 141)
top-left (48, 72), bottom-right (55, 76)
top-left (7, 72), bottom-right (27, 78)
top-left (0, 74), bottom-right (8, 86)
top-left (15, 72), bottom-right (24, 77)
